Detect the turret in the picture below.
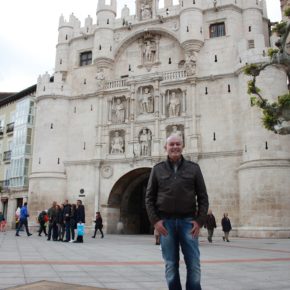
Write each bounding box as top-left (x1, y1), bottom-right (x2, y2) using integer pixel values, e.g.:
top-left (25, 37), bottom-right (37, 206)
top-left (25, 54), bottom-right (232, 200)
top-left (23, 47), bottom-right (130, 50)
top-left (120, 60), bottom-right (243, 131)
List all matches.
top-left (55, 14), bottom-right (73, 73)
top-left (242, 0), bottom-right (265, 49)
top-left (94, 0), bottom-right (116, 68)
top-left (179, 0), bottom-right (204, 53)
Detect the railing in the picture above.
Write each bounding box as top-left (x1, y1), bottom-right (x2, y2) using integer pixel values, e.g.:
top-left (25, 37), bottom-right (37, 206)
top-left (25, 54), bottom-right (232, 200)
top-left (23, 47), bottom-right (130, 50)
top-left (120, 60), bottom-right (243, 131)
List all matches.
top-left (6, 122), bottom-right (14, 134)
top-left (105, 79), bottom-right (127, 89)
top-left (3, 150), bottom-right (11, 162)
top-left (163, 70), bottom-right (187, 81)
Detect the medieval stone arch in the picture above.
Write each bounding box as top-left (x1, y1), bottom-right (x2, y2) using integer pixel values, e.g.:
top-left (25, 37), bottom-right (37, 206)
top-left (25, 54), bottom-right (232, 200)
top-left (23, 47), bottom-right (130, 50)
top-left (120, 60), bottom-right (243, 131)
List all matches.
top-left (107, 167), bottom-right (152, 234)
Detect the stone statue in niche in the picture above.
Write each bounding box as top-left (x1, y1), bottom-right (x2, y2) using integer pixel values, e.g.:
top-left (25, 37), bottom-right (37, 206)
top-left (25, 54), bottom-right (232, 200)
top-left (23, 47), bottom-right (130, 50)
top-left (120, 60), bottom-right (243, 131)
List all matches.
top-left (96, 69), bottom-right (106, 89)
top-left (185, 51), bottom-right (197, 76)
top-left (113, 98), bottom-right (125, 123)
top-left (139, 128), bottom-right (152, 156)
top-left (141, 0), bottom-right (152, 20)
top-left (168, 91), bottom-right (181, 117)
top-left (110, 131), bottom-right (124, 154)
top-left (143, 40), bottom-right (156, 63)
top-left (168, 125), bottom-right (184, 145)
top-left (140, 87), bottom-right (154, 114)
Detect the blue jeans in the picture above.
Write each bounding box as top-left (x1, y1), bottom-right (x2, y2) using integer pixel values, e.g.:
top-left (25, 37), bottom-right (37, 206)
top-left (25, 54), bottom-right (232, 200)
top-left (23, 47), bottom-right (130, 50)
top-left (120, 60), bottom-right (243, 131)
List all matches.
top-left (160, 218), bottom-right (201, 290)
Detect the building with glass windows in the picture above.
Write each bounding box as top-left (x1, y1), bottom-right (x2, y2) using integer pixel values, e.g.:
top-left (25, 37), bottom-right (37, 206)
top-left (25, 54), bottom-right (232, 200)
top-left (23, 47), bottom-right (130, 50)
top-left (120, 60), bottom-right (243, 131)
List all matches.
top-left (29, 0), bottom-right (290, 237)
top-left (0, 86), bottom-right (36, 229)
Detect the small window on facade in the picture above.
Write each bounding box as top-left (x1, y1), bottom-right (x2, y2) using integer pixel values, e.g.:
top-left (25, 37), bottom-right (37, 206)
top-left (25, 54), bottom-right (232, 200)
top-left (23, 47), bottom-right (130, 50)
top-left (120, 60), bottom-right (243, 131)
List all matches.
top-left (107, 19), bottom-right (109, 24)
top-left (248, 40), bottom-right (255, 49)
top-left (209, 22), bottom-right (225, 38)
top-left (80, 51), bottom-right (92, 66)
top-left (249, 26), bottom-right (251, 32)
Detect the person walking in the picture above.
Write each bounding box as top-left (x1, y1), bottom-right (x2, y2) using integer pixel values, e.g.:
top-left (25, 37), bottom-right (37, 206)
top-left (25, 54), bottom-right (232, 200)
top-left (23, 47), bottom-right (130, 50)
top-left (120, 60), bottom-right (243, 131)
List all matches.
top-left (92, 212), bottom-right (104, 238)
top-left (146, 134), bottom-right (209, 290)
top-left (15, 202), bottom-right (32, 237)
top-left (205, 209), bottom-right (217, 243)
top-left (74, 200), bottom-right (85, 243)
top-left (0, 211), bottom-right (6, 232)
top-left (221, 213), bottom-right (232, 242)
top-left (37, 210), bottom-right (48, 236)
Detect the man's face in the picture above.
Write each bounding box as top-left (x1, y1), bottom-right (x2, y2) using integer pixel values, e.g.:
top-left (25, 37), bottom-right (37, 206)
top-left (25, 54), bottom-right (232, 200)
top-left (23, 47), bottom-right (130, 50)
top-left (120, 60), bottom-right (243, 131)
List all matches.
top-left (165, 135), bottom-right (183, 161)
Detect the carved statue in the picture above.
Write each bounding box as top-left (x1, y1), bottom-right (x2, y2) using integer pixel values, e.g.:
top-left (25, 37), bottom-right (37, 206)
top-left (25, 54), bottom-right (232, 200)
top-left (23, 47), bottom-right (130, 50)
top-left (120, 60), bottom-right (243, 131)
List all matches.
top-left (143, 40), bottom-right (156, 63)
top-left (185, 51), bottom-right (197, 76)
top-left (170, 125), bottom-right (183, 142)
top-left (111, 131), bottom-right (124, 154)
top-left (139, 128), bottom-right (151, 156)
top-left (168, 92), bottom-right (181, 117)
top-left (140, 87), bottom-right (153, 113)
top-left (141, 1), bottom-right (152, 20)
top-left (114, 98), bottom-right (125, 123)
top-left (96, 69), bottom-right (105, 89)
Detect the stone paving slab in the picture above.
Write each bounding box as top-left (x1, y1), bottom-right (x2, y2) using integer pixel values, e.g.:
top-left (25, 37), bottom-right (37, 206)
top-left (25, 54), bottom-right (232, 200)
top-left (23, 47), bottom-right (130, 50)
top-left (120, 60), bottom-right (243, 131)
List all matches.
top-left (0, 231), bottom-right (290, 290)
top-left (4, 280), bottom-right (114, 290)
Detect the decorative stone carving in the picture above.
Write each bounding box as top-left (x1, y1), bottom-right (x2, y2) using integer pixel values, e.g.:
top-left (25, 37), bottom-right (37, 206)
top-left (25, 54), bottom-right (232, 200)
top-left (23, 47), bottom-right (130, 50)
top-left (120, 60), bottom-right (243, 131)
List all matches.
top-left (167, 125), bottom-right (184, 144)
top-left (139, 128), bottom-right (152, 156)
top-left (112, 97), bottom-right (126, 123)
top-left (141, 0), bottom-right (152, 20)
top-left (96, 69), bottom-right (105, 89)
top-left (168, 91), bottom-right (181, 117)
top-left (139, 87), bottom-right (154, 114)
top-left (185, 51), bottom-right (197, 76)
top-left (101, 165), bottom-right (113, 178)
top-left (110, 131), bottom-right (124, 154)
top-left (143, 40), bottom-right (156, 63)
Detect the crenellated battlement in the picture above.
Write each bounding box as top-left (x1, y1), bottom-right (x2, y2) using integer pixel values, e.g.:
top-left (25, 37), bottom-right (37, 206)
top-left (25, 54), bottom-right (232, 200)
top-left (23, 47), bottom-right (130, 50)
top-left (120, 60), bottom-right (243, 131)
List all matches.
top-left (97, 0), bottom-right (117, 15)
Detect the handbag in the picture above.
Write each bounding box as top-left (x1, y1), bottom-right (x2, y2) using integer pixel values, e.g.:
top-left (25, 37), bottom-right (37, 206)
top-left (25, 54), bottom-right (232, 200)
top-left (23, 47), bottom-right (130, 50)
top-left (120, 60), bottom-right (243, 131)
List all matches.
top-left (77, 223), bottom-right (85, 236)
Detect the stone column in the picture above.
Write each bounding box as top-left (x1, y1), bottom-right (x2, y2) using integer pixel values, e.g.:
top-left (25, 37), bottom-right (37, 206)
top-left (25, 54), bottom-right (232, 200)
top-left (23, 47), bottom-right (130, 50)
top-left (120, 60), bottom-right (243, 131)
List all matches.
top-left (6, 198), bottom-right (17, 230)
top-left (125, 96), bottom-right (130, 123)
top-left (182, 89), bottom-right (186, 116)
top-left (189, 81), bottom-right (199, 153)
top-left (107, 97), bottom-right (112, 123)
top-left (94, 162), bottom-right (101, 212)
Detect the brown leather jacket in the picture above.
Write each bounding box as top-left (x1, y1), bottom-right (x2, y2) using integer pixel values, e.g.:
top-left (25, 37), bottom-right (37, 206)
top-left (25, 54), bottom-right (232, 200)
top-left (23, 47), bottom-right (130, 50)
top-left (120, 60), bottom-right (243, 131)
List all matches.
top-left (145, 156), bottom-right (209, 227)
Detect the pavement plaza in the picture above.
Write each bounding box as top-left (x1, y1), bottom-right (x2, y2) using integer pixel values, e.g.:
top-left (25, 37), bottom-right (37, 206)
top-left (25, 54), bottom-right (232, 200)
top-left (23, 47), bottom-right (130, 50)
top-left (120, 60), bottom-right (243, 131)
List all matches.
top-left (0, 231), bottom-right (289, 290)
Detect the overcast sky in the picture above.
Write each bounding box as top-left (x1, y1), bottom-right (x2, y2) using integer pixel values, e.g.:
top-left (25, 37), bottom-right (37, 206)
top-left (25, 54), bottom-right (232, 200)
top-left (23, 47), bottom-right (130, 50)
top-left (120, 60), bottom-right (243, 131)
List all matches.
top-left (0, 0), bottom-right (282, 92)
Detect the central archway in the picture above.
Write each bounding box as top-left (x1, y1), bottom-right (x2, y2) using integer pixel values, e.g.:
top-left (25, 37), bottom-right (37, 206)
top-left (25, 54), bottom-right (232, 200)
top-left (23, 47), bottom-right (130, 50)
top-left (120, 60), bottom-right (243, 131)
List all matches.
top-left (108, 167), bottom-right (153, 234)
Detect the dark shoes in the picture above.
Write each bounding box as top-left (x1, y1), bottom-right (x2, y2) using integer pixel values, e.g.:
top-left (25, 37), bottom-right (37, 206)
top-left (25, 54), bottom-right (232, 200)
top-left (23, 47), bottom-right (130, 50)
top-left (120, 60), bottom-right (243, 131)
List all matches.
top-left (15, 233), bottom-right (20, 236)
top-left (226, 239), bottom-right (230, 242)
top-left (101, 236), bottom-right (104, 239)
top-left (28, 233), bottom-right (32, 236)
top-left (91, 236), bottom-right (95, 238)
top-left (222, 237), bottom-right (225, 241)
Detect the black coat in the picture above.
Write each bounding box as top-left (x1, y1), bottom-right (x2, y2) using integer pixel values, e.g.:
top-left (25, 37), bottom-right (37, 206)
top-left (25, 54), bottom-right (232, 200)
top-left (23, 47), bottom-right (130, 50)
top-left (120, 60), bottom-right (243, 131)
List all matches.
top-left (94, 216), bottom-right (103, 229)
top-left (76, 205), bottom-right (85, 223)
top-left (221, 217), bottom-right (232, 232)
top-left (205, 214), bottom-right (217, 230)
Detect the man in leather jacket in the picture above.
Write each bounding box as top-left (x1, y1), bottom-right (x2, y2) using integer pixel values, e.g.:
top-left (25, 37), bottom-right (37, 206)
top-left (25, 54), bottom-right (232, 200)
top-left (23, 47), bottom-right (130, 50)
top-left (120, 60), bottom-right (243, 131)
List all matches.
top-left (146, 134), bottom-right (209, 290)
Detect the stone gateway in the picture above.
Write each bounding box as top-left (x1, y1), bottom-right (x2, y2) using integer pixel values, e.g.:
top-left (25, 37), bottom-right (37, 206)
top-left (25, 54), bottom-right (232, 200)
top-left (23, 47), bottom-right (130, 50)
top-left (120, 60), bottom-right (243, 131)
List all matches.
top-left (29, 0), bottom-right (290, 238)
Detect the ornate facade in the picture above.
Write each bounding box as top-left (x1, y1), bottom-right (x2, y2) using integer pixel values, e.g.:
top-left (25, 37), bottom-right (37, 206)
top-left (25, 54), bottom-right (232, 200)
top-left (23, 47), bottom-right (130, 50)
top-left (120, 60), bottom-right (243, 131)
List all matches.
top-left (29, 0), bottom-right (290, 237)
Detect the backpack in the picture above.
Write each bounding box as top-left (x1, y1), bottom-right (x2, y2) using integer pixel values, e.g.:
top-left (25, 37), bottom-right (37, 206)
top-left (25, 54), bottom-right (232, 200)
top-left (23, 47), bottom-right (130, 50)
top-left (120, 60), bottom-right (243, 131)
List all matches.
top-left (38, 212), bottom-right (44, 223)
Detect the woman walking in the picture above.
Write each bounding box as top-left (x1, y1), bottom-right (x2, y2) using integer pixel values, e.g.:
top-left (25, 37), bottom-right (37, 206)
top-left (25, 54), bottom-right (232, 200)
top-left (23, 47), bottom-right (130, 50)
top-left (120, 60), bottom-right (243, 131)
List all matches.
top-left (221, 213), bottom-right (232, 242)
top-left (92, 212), bottom-right (104, 238)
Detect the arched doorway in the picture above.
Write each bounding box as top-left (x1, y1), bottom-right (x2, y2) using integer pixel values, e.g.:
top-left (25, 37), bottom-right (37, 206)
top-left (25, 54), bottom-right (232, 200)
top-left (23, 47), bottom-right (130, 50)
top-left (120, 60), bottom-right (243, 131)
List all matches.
top-left (107, 167), bottom-right (152, 234)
